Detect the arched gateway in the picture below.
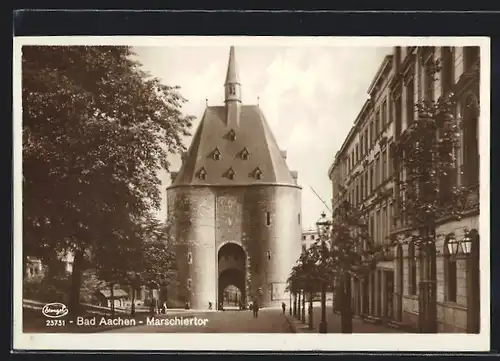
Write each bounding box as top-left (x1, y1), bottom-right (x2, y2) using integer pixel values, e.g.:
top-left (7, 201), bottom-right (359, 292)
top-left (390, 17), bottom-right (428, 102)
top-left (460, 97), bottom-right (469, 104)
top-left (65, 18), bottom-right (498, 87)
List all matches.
top-left (166, 46), bottom-right (302, 310)
top-left (218, 243), bottom-right (246, 308)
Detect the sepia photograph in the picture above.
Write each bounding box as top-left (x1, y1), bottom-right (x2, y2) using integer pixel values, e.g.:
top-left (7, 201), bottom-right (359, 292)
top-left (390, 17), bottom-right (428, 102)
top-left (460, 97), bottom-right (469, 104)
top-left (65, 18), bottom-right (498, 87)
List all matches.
top-left (13, 36), bottom-right (490, 351)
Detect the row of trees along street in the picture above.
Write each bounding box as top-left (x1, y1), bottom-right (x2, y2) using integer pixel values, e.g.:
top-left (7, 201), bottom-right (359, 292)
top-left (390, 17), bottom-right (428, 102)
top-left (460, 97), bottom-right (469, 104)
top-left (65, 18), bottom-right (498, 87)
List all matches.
top-left (22, 46), bottom-right (194, 318)
top-left (287, 56), bottom-right (479, 333)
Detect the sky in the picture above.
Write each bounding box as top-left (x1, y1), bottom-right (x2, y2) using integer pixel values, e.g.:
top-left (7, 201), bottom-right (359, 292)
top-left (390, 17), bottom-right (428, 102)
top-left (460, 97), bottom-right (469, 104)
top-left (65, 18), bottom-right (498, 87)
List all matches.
top-left (132, 44), bottom-right (391, 231)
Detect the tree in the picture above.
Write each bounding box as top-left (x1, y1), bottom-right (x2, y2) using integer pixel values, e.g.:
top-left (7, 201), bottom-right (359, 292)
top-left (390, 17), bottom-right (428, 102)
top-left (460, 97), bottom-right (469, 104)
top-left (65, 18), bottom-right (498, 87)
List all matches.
top-left (328, 201), bottom-right (384, 333)
top-left (394, 51), bottom-right (475, 332)
top-left (22, 46), bottom-right (194, 316)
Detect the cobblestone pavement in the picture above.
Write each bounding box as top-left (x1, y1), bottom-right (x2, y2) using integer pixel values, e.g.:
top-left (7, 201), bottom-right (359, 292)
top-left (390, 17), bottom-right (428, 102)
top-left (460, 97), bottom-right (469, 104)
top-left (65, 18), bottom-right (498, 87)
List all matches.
top-left (105, 308), bottom-right (293, 333)
top-left (286, 305), bottom-right (404, 333)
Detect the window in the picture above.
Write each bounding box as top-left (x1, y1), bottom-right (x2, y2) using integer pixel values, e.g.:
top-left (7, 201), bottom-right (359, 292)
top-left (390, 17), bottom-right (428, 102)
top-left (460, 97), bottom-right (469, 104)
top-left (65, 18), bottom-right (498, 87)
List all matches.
top-left (388, 144), bottom-right (394, 176)
top-left (370, 215), bottom-right (374, 240)
top-left (364, 129), bottom-right (369, 154)
top-left (382, 206), bottom-right (387, 243)
top-left (226, 168), bottom-right (235, 180)
top-left (266, 212), bottom-right (271, 226)
top-left (370, 121), bottom-right (374, 146)
top-left (198, 168), bottom-right (207, 180)
top-left (360, 176), bottom-right (364, 201)
top-left (254, 168), bottom-right (263, 180)
top-left (375, 110), bottom-right (380, 136)
top-left (408, 242), bottom-right (417, 295)
top-left (441, 47), bottom-right (454, 95)
top-left (360, 135), bottom-right (364, 157)
top-left (240, 148), bottom-right (249, 160)
top-left (212, 148), bottom-right (221, 160)
top-left (462, 95), bottom-right (480, 187)
top-left (369, 166), bottom-right (374, 194)
top-left (406, 79), bottom-right (415, 125)
top-left (298, 214), bottom-right (301, 225)
top-left (302, 235), bottom-right (306, 241)
top-left (382, 100), bottom-right (387, 129)
top-left (227, 129), bottom-right (236, 141)
top-left (187, 252), bottom-right (193, 264)
top-left (310, 235), bottom-right (315, 240)
top-left (382, 149), bottom-right (387, 182)
top-left (267, 250), bottom-right (272, 260)
top-left (394, 93), bottom-right (402, 133)
top-left (375, 156), bottom-right (380, 188)
top-left (187, 278), bottom-right (192, 290)
top-left (444, 236), bottom-right (458, 302)
top-left (424, 57), bottom-right (434, 102)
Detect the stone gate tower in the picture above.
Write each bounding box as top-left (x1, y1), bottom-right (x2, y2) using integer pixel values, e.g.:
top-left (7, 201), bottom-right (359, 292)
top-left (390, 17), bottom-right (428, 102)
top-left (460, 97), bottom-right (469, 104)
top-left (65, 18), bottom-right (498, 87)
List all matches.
top-left (167, 46), bottom-right (302, 309)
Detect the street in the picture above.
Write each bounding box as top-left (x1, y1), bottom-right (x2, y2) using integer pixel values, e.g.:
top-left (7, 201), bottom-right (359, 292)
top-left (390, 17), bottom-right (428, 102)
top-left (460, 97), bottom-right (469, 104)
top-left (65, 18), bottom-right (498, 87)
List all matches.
top-left (289, 304), bottom-right (403, 333)
top-left (105, 308), bottom-right (293, 333)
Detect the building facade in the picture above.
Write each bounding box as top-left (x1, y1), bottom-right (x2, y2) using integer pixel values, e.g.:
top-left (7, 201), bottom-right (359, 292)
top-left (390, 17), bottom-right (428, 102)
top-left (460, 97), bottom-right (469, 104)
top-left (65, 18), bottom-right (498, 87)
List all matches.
top-left (329, 46), bottom-right (480, 332)
top-left (167, 47), bottom-right (302, 310)
top-left (301, 229), bottom-right (318, 252)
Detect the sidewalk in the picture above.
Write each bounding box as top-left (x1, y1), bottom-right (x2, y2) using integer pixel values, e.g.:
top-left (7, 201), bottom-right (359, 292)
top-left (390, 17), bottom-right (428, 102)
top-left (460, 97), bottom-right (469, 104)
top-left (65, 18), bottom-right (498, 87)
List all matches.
top-left (285, 308), bottom-right (405, 334)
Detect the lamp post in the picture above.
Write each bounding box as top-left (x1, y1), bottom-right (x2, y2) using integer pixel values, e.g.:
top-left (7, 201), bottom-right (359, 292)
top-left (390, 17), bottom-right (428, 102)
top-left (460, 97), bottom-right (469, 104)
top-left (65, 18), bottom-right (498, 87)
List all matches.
top-left (316, 211), bottom-right (332, 334)
top-left (446, 229), bottom-right (480, 333)
top-left (289, 289), bottom-right (292, 316)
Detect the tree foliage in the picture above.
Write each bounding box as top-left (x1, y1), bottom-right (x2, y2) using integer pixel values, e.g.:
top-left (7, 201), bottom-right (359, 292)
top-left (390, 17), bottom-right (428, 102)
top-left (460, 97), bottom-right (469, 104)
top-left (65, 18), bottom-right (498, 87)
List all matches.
top-left (395, 55), bottom-right (470, 247)
top-left (22, 46), bottom-right (193, 309)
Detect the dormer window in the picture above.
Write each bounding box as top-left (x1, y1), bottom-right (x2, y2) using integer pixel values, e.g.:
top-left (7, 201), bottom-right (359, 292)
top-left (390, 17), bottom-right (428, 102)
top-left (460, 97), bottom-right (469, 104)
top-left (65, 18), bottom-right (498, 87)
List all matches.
top-left (253, 167), bottom-right (263, 180)
top-left (227, 129), bottom-right (236, 141)
top-left (240, 148), bottom-right (249, 160)
top-left (226, 167), bottom-right (235, 180)
top-left (198, 167), bottom-right (207, 180)
top-left (212, 148), bottom-right (221, 161)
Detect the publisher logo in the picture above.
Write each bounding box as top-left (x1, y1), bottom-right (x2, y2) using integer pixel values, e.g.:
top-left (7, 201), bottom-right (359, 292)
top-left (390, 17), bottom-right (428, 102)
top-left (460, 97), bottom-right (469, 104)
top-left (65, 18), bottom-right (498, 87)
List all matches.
top-left (42, 303), bottom-right (69, 318)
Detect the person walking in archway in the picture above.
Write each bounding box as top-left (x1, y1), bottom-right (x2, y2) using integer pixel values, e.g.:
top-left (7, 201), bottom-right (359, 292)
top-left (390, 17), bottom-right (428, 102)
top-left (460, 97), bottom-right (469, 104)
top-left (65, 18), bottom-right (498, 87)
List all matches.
top-left (252, 300), bottom-right (259, 318)
top-left (282, 302), bottom-right (286, 314)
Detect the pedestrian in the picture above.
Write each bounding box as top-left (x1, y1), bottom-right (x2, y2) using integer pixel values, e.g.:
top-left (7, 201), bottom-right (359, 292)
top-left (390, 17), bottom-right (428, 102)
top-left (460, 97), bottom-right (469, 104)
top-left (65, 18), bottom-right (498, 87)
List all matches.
top-left (281, 302), bottom-right (286, 314)
top-left (252, 301), bottom-right (259, 318)
top-left (163, 301), bottom-right (167, 315)
top-left (208, 301), bottom-right (213, 310)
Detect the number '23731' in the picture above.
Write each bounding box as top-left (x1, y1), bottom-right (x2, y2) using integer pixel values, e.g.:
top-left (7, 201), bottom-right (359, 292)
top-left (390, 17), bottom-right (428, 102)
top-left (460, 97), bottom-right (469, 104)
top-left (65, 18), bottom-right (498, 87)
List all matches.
top-left (46, 319), bottom-right (66, 327)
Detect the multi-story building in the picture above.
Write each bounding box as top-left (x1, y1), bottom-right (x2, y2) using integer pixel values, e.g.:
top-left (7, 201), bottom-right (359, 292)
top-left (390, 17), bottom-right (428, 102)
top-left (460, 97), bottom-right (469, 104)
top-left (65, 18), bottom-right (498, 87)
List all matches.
top-left (328, 46), bottom-right (480, 333)
top-left (301, 229), bottom-right (318, 252)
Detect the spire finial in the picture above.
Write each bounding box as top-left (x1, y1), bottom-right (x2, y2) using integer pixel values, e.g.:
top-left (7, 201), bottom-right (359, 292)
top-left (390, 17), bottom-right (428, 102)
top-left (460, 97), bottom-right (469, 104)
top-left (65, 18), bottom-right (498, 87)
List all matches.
top-left (205, 98), bottom-right (208, 107)
top-left (225, 46), bottom-right (240, 85)
top-left (257, 96), bottom-right (260, 106)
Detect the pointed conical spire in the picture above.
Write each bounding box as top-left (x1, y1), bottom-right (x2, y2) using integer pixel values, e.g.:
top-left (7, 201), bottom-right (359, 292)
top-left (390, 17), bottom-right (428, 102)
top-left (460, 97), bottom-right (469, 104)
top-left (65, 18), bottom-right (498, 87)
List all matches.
top-left (225, 46), bottom-right (240, 85)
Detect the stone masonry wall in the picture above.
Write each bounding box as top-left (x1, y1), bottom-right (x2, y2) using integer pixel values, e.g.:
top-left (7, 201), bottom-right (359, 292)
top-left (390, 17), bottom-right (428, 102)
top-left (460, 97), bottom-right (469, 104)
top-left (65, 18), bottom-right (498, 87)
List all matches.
top-left (167, 185), bottom-right (302, 309)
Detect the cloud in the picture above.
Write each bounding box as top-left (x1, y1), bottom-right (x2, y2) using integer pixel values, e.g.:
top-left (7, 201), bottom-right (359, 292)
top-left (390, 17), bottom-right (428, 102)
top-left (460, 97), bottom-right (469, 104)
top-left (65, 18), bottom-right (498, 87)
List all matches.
top-left (132, 44), bottom-right (391, 229)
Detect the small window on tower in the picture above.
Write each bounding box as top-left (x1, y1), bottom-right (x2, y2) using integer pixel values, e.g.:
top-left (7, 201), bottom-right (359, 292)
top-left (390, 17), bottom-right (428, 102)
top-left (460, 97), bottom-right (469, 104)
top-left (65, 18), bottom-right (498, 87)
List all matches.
top-left (212, 148), bottom-right (221, 161)
top-left (187, 278), bottom-right (192, 290)
top-left (254, 168), bottom-right (263, 180)
top-left (266, 211), bottom-right (271, 226)
top-left (198, 168), bottom-right (207, 180)
top-left (187, 252), bottom-right (193, 264)
top-left (267, 250), bottom-right (272, 260)
top-left (230, 85), bottom-right (236, 95)
top-left (240, 148), bottom-right (249, 160)
top-left (227, 129), bottom-right (236, 141)
top-left (226, 168), bottom-right (235, 180)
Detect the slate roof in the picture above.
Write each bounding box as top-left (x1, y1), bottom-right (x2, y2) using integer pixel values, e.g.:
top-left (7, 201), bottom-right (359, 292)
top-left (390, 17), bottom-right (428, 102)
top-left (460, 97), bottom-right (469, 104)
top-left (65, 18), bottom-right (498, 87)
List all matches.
top-left (170, 105), bottom-right (297, 187)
